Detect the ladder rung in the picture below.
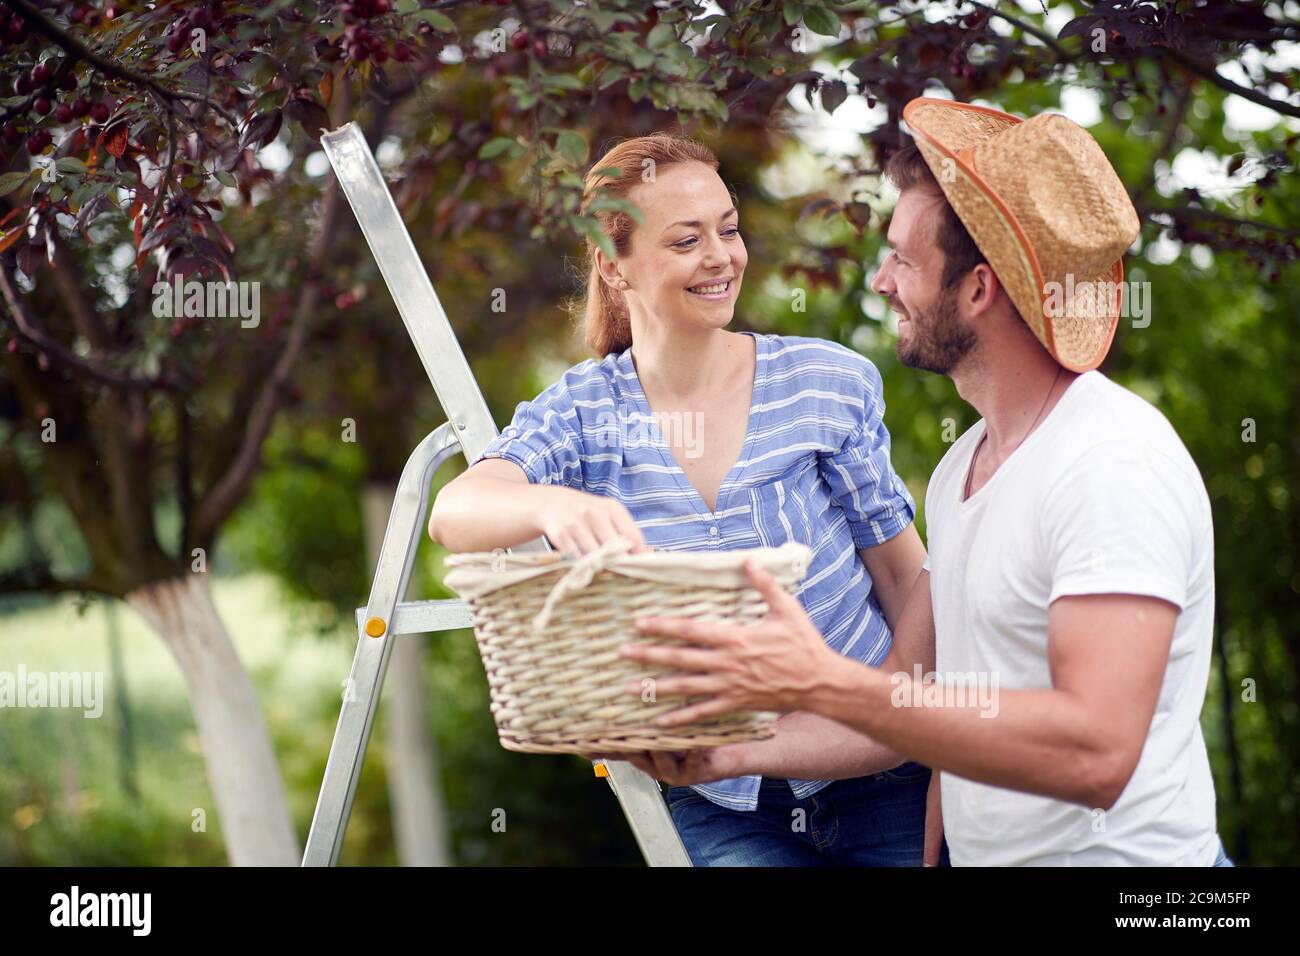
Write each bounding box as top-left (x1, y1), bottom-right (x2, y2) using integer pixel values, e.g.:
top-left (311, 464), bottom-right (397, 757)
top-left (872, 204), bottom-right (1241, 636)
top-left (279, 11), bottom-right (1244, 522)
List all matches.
top-left (354, 599), bottom-right (472, 636)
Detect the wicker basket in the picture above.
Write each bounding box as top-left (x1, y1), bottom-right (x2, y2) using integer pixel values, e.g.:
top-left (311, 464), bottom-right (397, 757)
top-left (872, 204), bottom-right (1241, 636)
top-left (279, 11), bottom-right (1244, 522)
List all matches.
top-left (442, 537), bottom-right (813, 754)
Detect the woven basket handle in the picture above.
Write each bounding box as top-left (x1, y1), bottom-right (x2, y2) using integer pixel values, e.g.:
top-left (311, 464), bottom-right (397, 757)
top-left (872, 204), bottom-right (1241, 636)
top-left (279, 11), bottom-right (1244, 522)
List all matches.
top-left (532, 536), bottom-right (634, 633)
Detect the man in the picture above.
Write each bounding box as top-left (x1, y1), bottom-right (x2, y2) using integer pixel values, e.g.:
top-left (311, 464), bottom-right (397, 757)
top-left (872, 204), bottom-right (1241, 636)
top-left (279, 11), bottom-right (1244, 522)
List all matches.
top-left (618, 98), bottom-right (1230, 866)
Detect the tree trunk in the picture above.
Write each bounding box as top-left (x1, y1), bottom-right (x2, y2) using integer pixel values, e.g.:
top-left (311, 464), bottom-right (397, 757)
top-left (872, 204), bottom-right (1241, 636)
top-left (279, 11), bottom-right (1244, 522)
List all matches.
top-left (104, 599), bottom-right (139, 798)
top-left (124, 575), bottom-right (299, 866)
top-left (362, 481), bottom-right (451, 866)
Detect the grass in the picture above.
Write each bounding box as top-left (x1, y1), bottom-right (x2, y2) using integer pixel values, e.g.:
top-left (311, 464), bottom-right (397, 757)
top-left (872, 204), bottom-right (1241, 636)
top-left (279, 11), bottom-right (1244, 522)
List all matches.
top-left (0, 574), bottom-right (355, 866)
top-left (0, 572), bottom-right (642, 867)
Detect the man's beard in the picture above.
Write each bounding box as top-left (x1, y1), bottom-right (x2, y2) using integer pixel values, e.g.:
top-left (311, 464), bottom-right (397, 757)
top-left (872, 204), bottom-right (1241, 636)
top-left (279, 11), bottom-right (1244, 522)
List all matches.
top-left (894, 287), bottom-right (977, 375)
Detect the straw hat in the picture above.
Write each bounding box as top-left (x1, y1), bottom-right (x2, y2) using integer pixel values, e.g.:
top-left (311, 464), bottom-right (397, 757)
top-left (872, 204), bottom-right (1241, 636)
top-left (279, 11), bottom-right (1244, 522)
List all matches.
top-left (901, 97), bottom-right (1141, 371)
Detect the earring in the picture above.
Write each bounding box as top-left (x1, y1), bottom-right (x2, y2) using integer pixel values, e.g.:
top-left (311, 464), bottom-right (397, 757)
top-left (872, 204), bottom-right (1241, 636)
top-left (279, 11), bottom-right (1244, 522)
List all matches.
top-left (617, 279), bottom-right (629, 290)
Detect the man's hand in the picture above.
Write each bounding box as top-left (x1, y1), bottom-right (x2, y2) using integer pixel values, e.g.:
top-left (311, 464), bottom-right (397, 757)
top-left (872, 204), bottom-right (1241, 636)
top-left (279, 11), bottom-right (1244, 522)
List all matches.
top-left (581, 743), bottom-right (754, 786)
top-left (619, 559), bottom-right (842, 725)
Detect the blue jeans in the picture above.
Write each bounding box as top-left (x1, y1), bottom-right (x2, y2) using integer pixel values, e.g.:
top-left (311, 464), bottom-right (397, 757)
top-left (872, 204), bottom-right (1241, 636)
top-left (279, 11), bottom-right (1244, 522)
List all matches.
top-left (1213, 838), bottom-right (1234, 867)
top-left (666, 761), bottom-right (944, 867)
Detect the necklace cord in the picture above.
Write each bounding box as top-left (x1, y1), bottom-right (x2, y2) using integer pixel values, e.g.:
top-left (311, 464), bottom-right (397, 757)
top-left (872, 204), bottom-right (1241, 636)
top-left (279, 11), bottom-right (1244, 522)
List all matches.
top-left (963, 366), bottom-right (1066, 500)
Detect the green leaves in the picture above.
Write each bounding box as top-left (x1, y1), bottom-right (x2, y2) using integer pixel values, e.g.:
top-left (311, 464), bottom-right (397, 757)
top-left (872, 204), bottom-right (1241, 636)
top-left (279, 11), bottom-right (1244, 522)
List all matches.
top-left (587, 194), bottom-right (645, 225)
top-left (697, 14), bottom-right (731, 42)
top-left (541, 73), bottom-right (585, 94)
top-left (478, 138), bottom-right (525, 160)
top-left (647, 23), bottom-right (678, 50)
top-left (412, 9), bottom-right (456, 33)
top-left (575, 215), bottom-right (616, 260)
top-left (0, 171), bottom-right (33, 197)
top-left (803, 4), bottom-right (842, 38)
top-left (584, 7), bottom-right (640, 33)
top-left (555, 131), bottom-right (588, 168)
top-left (598, 64), bottom-right (628, 90)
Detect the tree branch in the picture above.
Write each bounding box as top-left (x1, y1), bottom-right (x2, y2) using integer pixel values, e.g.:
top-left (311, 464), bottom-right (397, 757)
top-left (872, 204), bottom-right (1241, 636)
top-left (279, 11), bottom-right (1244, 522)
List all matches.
top-left (0, 287), bottom-right (159, 595)
top-left (6, 0), bottom-right (241, 130)
top-left (177, 393), bottom-right (194, 556)
top-left (140, 94), bottom-right (177, 241)
top-left (191, 186), bottom-right (339, 539)
top-left (0, 254), bottom-right (177, 390)
top-left (1133, 81), bottom-right (1192, 201)
top-left (190, 81), bottom-right (377, 539)
top-left (191, 75), bottom-right (425, 538)
top-left (0, 55), bottom-right (77, 126)
top-left (968, 1), bottom-right (1072, 61)
top-left (1139, 203), bottom-right (1300, 239)
top-left (36, 238), bottom-right (167, 574)
top-left (49, 231), bottom-right (112, 349)
top-left (1164, 47), bottom-right (1300, 120)
top-left (0, 562), bottom-right (108, 597)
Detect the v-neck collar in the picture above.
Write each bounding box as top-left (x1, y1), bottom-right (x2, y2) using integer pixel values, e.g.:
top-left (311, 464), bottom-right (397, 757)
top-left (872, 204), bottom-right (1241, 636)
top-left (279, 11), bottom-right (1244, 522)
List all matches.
top-left (958, 369), bottom-right (1092, 507)
top-left (618, 331), bottom-right (768, 520)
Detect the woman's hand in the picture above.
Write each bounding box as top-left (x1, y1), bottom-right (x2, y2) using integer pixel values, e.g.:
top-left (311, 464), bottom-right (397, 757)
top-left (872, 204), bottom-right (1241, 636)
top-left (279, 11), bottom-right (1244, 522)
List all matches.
top-left (538, 486), bottom-right (650, 555)
top-left (581, 743), bottom-right (754, 786)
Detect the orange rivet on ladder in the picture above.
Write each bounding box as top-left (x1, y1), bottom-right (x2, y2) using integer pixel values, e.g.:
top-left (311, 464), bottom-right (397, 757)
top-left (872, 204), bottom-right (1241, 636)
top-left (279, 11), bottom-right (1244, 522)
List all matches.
top-left (364, 616), bottom-right (387, 638)
top-left (593, 762), bottom-right (608, 778)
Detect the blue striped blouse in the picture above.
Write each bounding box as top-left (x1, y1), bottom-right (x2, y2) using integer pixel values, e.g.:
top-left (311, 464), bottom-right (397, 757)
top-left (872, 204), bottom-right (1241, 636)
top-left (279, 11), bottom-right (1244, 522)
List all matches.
top-left (472, 331), bottom-right (916, 811)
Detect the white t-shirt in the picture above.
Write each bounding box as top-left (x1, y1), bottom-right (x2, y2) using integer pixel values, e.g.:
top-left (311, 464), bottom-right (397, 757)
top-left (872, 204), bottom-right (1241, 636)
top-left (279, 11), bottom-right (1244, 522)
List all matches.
top-left (922, 370), bottom-right (1218, 866)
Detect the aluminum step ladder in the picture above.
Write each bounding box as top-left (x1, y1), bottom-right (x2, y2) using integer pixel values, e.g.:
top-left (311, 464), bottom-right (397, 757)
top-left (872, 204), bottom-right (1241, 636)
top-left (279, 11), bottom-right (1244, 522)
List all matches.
top-left (301, 122), bottom-right (691, 867)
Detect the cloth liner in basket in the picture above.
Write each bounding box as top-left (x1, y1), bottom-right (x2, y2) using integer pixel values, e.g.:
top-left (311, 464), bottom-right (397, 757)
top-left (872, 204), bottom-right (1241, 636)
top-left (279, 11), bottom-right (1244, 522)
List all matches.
top-left (442, 537), bottom-right (814, 754)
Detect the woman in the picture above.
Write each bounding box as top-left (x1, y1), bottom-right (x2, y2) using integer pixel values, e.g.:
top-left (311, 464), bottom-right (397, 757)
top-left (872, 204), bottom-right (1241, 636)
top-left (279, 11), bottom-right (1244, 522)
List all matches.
top-left (429, 132), bottom-right (934, 866)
